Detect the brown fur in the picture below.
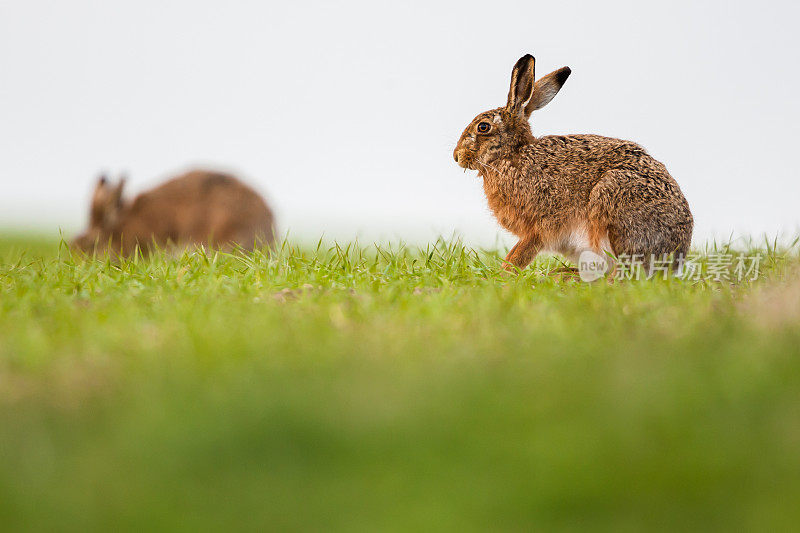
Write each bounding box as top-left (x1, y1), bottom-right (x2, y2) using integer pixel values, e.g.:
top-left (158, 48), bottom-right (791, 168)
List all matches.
top-left (72, 170), bottom-right (275, 255)
top-left (454, 54), bottom-right (693, 272)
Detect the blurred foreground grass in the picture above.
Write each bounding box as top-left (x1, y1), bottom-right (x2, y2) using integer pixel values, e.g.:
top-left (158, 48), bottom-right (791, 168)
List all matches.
top-left (1, 234), bottom-right (799, 531)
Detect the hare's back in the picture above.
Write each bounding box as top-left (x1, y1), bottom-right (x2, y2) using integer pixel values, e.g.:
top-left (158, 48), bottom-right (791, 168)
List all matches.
top-left (536, 134), bottom-right (655, 169)
top-left (131, 171), bottom-right (272, 231)
top-left (140, 171), bottom-right (263, 208)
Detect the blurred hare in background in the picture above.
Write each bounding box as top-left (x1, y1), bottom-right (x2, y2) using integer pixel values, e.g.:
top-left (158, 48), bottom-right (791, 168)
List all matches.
top-left (72, 169), bottom-right (275, 255)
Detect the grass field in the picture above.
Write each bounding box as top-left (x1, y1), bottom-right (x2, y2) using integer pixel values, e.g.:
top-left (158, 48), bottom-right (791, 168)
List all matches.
top-left (1, 234), bottom-right (799, 531)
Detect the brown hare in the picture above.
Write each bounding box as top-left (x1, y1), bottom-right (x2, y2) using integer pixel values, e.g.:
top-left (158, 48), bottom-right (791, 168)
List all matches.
top-left (453, 54), bottom-right (693, 276)
top-left (72, 169), bottom-right (275, 255)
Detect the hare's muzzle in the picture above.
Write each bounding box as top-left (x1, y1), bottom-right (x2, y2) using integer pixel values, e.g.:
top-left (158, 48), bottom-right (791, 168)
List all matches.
top-left (453, 147), bottom-right (474, 170)
top-left (453, 146), bottom-right (466, 167)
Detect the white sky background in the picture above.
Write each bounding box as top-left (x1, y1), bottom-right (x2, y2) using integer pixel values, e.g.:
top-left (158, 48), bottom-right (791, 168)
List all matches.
top-left (1, 0), bottom-right (799, 247)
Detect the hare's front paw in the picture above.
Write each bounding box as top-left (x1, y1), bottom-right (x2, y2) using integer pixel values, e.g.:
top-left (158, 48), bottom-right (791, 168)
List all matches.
top-left (501, 261), bottom-right (523, 276)
top-left (502, 237), bottom-right (541, 276)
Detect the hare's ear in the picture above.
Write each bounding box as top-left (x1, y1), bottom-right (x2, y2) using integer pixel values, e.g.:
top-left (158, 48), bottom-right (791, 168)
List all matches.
top-left (94, 173), bottom-right (109, 192)
top-left (524, 66), bottom-right (571, 116)
top-left (506, 54), bottom-right (535, 117)
top-left (112, 177), bottom-right (126, 207)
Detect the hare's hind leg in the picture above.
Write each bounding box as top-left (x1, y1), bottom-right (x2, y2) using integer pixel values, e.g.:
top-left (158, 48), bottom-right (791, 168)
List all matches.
top-left (589, 169), bottom-right (691, 274)
top-left (227, 228), bottom-right (262, 252)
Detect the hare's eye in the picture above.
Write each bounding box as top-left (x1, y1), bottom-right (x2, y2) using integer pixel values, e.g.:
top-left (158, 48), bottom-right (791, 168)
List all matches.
top-left (477, 122), bottom-right (491, 133)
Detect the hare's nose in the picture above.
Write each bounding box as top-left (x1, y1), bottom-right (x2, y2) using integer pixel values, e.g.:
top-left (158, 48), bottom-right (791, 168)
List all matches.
top-left (453, 150), bottom-right (459, 163)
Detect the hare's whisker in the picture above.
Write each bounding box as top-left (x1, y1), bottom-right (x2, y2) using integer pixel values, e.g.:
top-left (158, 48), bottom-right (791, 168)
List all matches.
top-left (478, 161), bottom-right (500, 174)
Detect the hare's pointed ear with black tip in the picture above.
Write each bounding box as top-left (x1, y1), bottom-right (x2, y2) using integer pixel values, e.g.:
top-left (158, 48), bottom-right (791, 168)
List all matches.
top-left (506, 54), bottom-right (536, 117)
top-left (93, 173), bottom-right (109, 195)
top-left (112, 176), bottom-right (127, 207)
top-left (524, 66), bottom-right (571, 117)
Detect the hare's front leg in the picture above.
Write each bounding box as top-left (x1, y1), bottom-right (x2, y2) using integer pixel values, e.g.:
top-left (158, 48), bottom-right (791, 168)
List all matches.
top-left (503, 235), bottom-right (542, 273)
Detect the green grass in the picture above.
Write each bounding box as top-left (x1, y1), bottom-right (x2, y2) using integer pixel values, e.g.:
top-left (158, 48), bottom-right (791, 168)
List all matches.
top-left (1, 234), bottom-right (799, 531)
